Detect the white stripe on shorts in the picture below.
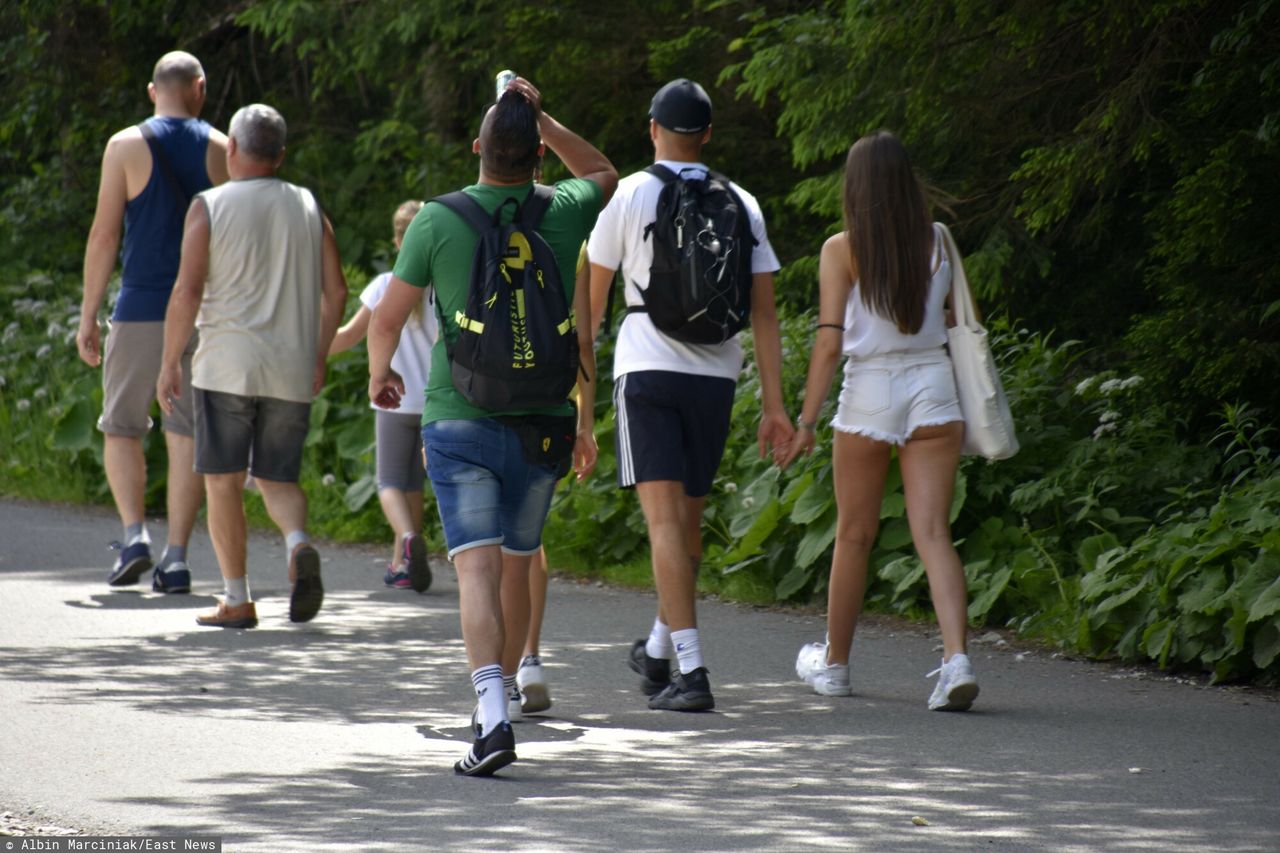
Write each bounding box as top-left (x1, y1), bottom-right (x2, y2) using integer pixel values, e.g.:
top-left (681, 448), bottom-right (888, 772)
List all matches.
top-left (615, 373), bottom-right (636, 487)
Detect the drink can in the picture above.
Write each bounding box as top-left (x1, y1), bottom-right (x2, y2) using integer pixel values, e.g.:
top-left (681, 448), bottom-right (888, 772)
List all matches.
top-left (495, 70), bottom-right (516, 100)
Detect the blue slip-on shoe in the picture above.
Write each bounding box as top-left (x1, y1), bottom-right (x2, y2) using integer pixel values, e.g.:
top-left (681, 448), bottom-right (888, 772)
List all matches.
top-left (152, 562), bottom-right (191, 594)
top-left (107, 540), bottom-right (153, 587)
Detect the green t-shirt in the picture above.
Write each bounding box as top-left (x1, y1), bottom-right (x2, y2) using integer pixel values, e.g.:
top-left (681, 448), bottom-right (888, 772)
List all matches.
top-left (393, 178), bottom-right (603, 425)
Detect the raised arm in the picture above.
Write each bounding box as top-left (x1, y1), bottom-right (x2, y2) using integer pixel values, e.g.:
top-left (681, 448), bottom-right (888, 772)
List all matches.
top-left (508, 77), bottom-right (617, 204)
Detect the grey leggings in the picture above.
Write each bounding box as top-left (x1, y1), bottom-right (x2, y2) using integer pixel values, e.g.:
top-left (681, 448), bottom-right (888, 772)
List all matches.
top-left (376, 409), bottom-right (425, 492)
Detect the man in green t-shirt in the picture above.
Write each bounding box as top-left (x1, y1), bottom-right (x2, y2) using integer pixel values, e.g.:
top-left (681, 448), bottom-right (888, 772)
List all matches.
top-left (368, 77), bottom-right (616, 777)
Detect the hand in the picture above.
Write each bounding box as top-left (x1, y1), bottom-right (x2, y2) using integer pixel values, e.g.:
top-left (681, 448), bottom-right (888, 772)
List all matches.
top-left (312, 356), bottom-right (328, 396)
top-left (156, 363), bottom-right (182, 416)
top-left (573, 428), bottom-right (598, 481)
top-left (76, 317), bottom-right (101, 367)
top-left (758, 409), bottom-right (796, 465)
top-left (509, 77), bottom-right (542, 113)
top-left (777, 427), bottom-right (816, 470)
top-left (369, 368), bottom-right (405, 410)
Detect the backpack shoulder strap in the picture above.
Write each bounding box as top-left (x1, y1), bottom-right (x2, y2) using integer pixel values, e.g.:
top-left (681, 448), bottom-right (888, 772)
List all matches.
top-left (138, 121), bottom-right (191, 212)
top-left (429, 190), bottom-right (492, 235)
top-left (644, 163), bottom-right (678, 184)
top-left (518, 183), bottom-right (557, 230)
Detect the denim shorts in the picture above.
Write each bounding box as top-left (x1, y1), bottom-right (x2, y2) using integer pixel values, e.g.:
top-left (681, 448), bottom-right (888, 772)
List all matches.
top-left (832, 348), bottom-right (963, 445)
top-left (193, 388), bottom-right (311, 482)
top-left (422, 418), bottom-right (560, 559)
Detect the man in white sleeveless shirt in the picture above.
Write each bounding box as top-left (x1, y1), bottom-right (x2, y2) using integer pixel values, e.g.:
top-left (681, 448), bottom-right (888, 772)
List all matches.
top-left (157, 103), bottom-right (347, 629)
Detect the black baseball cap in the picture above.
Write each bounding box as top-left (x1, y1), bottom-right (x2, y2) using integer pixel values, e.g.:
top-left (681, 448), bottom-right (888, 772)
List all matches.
top-left (650, 78), bottom-right (712, 134)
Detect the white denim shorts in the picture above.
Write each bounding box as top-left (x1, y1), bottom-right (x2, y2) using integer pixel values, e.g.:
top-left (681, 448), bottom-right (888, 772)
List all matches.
top-left (832, 348), bottom-right (963, 445)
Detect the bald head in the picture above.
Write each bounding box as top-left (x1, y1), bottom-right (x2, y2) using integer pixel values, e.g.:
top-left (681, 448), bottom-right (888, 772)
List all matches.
top-left (152, 51), bottom-right (204, 90)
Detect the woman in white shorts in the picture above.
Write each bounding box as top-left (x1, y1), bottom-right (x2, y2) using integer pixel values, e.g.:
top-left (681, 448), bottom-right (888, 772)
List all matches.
top-left (780, 131), bottom-right (978, 711)
top-left (330, 201), bottom-right (436, 592)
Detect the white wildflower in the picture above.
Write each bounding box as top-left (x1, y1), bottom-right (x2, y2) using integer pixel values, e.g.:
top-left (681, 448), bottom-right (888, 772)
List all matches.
top-left (1120, 375), bottom-right (1144, 390)
top-left (16, 399), bottom-right (30, 411)
top-left (46, 321), bottom-right (62, 338)
top-left (723, 482), bottom-right (738, 494)
top-left (33, 388), bottom-right (47, 399)
top-left (1092, 422), bottom-right (1117, 440)
top-left (1099, 410), bottom-right (1120, 424)
top-left (0, 375), bottom-right (6, 387)
top-left (321, 473), bottom-right (336, 487)
top-left (2, 322), bottom-right (19, 344)
top-left (35, 344), bottom-right (51, 359)
top-left (743, 496), bottom-right (755, 508)
top-left (1074, 376), bottom-right (1097, 396)
top-left (1099, 378), bottom-right (1123, 395)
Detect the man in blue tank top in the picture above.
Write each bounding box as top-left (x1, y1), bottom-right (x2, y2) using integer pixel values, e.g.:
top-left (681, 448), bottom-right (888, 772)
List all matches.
top-left (77, 51), bottom-right (229, 594)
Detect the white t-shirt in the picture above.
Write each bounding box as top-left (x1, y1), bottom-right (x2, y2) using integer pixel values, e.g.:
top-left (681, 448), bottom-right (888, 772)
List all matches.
top-left (842, 223), bottom-right (951, 358)
top-left (361, 272), bottom-right (437, 415)
top-left (586, 160), bottom-right (781, 380)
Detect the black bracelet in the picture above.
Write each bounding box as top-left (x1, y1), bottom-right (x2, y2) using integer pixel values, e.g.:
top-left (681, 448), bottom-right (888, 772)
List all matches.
top-left (815, 323), bottom-right (844, 332)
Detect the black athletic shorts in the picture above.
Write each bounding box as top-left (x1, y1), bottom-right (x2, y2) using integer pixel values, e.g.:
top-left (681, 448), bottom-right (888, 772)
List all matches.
top-left (193, 388), bottom-right (311, 483)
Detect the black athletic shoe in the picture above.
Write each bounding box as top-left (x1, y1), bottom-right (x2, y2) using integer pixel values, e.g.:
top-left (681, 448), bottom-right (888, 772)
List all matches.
top-left (454, 721), bottom-right (517, 777)
top-left (288, 545), bottom-right (324, 623)
top-left (628, 639), bottom-right (672, 696)
top-left (648, 666), bottom-right (715, 712)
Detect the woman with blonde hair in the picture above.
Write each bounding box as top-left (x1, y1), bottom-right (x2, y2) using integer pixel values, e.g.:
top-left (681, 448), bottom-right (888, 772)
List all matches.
top-left (780, 131), bottom-right (978, 710)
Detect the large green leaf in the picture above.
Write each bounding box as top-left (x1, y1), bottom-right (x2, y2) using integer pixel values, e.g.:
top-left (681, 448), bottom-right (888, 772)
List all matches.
top-left (343, 474), bottom-right (377, 511)
top-left (50, 399), bottom-right (94, 451)
top-left (789, 475), bottom-right (831, 524)
top-left (1252, 619), bottom-right (1280, 670)
top-left (795, 506), bottom-right (837, 570)
top-left (774, 563), bottom-right (814, 600)
top-left (1246, 574), bottom-right (1280, 623)
top-left (968, 566), bottom-right (1012, 623)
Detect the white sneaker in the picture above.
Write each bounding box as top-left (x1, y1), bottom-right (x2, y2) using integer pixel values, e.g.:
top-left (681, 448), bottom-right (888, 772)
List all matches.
top-left (516, 654), bottom-right (552, 713)
top-left (507, 685), bottom-right (524, 722)
top-left (795, 641), bottom-right (852, 697)
top-left (927, 653), bottom-right (979, 711)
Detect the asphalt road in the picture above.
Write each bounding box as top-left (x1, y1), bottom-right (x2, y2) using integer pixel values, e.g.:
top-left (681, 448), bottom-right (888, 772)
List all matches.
top-left (0, 498), bottom-right (1277, 852)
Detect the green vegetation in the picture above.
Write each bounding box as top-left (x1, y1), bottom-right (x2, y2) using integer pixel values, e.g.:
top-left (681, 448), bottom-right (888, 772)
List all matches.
top-left (1, 1), bottom-right (1276, 681)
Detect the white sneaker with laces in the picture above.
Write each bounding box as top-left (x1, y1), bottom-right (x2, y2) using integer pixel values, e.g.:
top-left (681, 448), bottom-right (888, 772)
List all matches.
top-left (507, 685), bottom-right (524, 722)
top-left (927, 652), bottom-right (979, 711)
top-left (516, 655), bottom-right (552, 713)
top-left (795, 641), bottom-right (852, 697)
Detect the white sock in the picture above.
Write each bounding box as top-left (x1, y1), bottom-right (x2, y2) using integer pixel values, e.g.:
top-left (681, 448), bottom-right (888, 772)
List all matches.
top-left (472, 665), bottom-right (506, 736)
top-left (646, 618), bottom-right (673, 660)
top-left (285, 530), bottom-right (308, 554)
top-left (671, 627), bottom-right (704, 674)
top-left (125, 522), bottom-right (149, 546)
top-left (223, 577), bottom-right (251, 607)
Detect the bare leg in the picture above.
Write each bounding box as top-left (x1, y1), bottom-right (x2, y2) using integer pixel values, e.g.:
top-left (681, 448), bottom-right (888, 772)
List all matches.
top-left (825, 432), bottom-right (893, 666)
top-left (637, 481), bottom-right (697, 631)
top-left (454, 545), bottom-right (505, 670)
top-left (103, 434), bottom-right (146, 529)
top-left (500, 552), bottom-right (534, 676)
top-left (163, 431), bottom-right (204, 547)
top-left (524, 546), bottom-right (549, 658)
top-left (899, 421), bottom-right (968, 660)
top-left (254, 478), bottom-right (308, 539)
top-left (378, 486), bottom-right (415, 563)
top-left (204, 471), bottom-right (247, 582)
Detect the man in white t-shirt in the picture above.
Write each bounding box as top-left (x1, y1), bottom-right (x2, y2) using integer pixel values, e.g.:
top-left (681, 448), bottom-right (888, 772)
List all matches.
top-left (587, 79), bottom-right (794, 711)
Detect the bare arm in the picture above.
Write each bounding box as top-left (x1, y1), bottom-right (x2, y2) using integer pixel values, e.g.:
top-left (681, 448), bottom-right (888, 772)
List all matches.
top-left (329, 304), bottom-right (371, 355)
top-left (748, 270), bottom-right (794, 461)
top-left (156, 200), bottom-right (209, 414)
top-left (572, 259), bottom-right (598, 480)
top-left (79, 138), bottom-right (130, 367)
top-left (205, 129), bottom-right (230, 186)
top-left (368, 276), bottom-right (420, 408)
top-left (588, 262), bottom-right (618, 342)
top-left (508, 77), bottom-right (618, 203)
top-left (779, 234), bottom-right (855, 468)
top-left (314, 216), bottom-right (348, 394)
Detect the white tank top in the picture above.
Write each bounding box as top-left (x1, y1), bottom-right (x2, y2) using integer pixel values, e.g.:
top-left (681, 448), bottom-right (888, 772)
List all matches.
top-left (842, 223), bottom-right (950, 358)
top-left (193, 177), bottom-right (324, 403)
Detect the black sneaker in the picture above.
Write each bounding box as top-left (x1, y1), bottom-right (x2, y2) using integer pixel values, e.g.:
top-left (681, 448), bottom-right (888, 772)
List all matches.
top-left (628, 639), bottom-right (671, 696)
top-left (454, 721), bottom-right (517, 777)
top-left (648, 666), bottom-right (715, 712)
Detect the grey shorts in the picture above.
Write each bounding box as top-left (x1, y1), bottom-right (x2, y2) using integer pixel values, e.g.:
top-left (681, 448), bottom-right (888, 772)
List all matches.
top-left (376, 409), bottom-right (425, 492)
top-left (98, 321), bottom-right (197, 437)
top-left (193, 388), bottom-right (311, 483)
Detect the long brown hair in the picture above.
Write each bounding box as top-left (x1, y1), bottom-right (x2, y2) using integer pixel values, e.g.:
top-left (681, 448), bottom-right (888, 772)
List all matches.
top-left (842, 131), bottom-right (932, 334)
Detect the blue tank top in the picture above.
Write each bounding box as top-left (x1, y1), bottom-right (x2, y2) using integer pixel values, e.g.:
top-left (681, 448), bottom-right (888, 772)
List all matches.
top-left (116, 116), bottom-right (213, 321)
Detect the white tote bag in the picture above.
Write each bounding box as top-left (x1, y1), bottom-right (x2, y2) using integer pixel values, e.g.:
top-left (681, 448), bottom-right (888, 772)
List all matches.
top-left (937, 223), bottom-right (1019, 460)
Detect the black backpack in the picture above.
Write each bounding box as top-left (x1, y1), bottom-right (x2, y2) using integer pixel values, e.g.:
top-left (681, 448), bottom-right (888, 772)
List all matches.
top-left (631, 164), bottom-right (756, 345)
top-left (429, 185), bottom-right (578, 411)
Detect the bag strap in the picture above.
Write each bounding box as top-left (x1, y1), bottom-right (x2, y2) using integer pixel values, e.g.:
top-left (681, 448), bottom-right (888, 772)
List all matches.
top-left (936, 222), bottom-right (980, 331)
top-left (429, 190), bottom-right (493, 235)
top-left (518, 183), bottom-right (556, 230)
top-left (644, 163), bottom-right (678, 184)
top-left (138, 121), bottom-right (191, 212)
